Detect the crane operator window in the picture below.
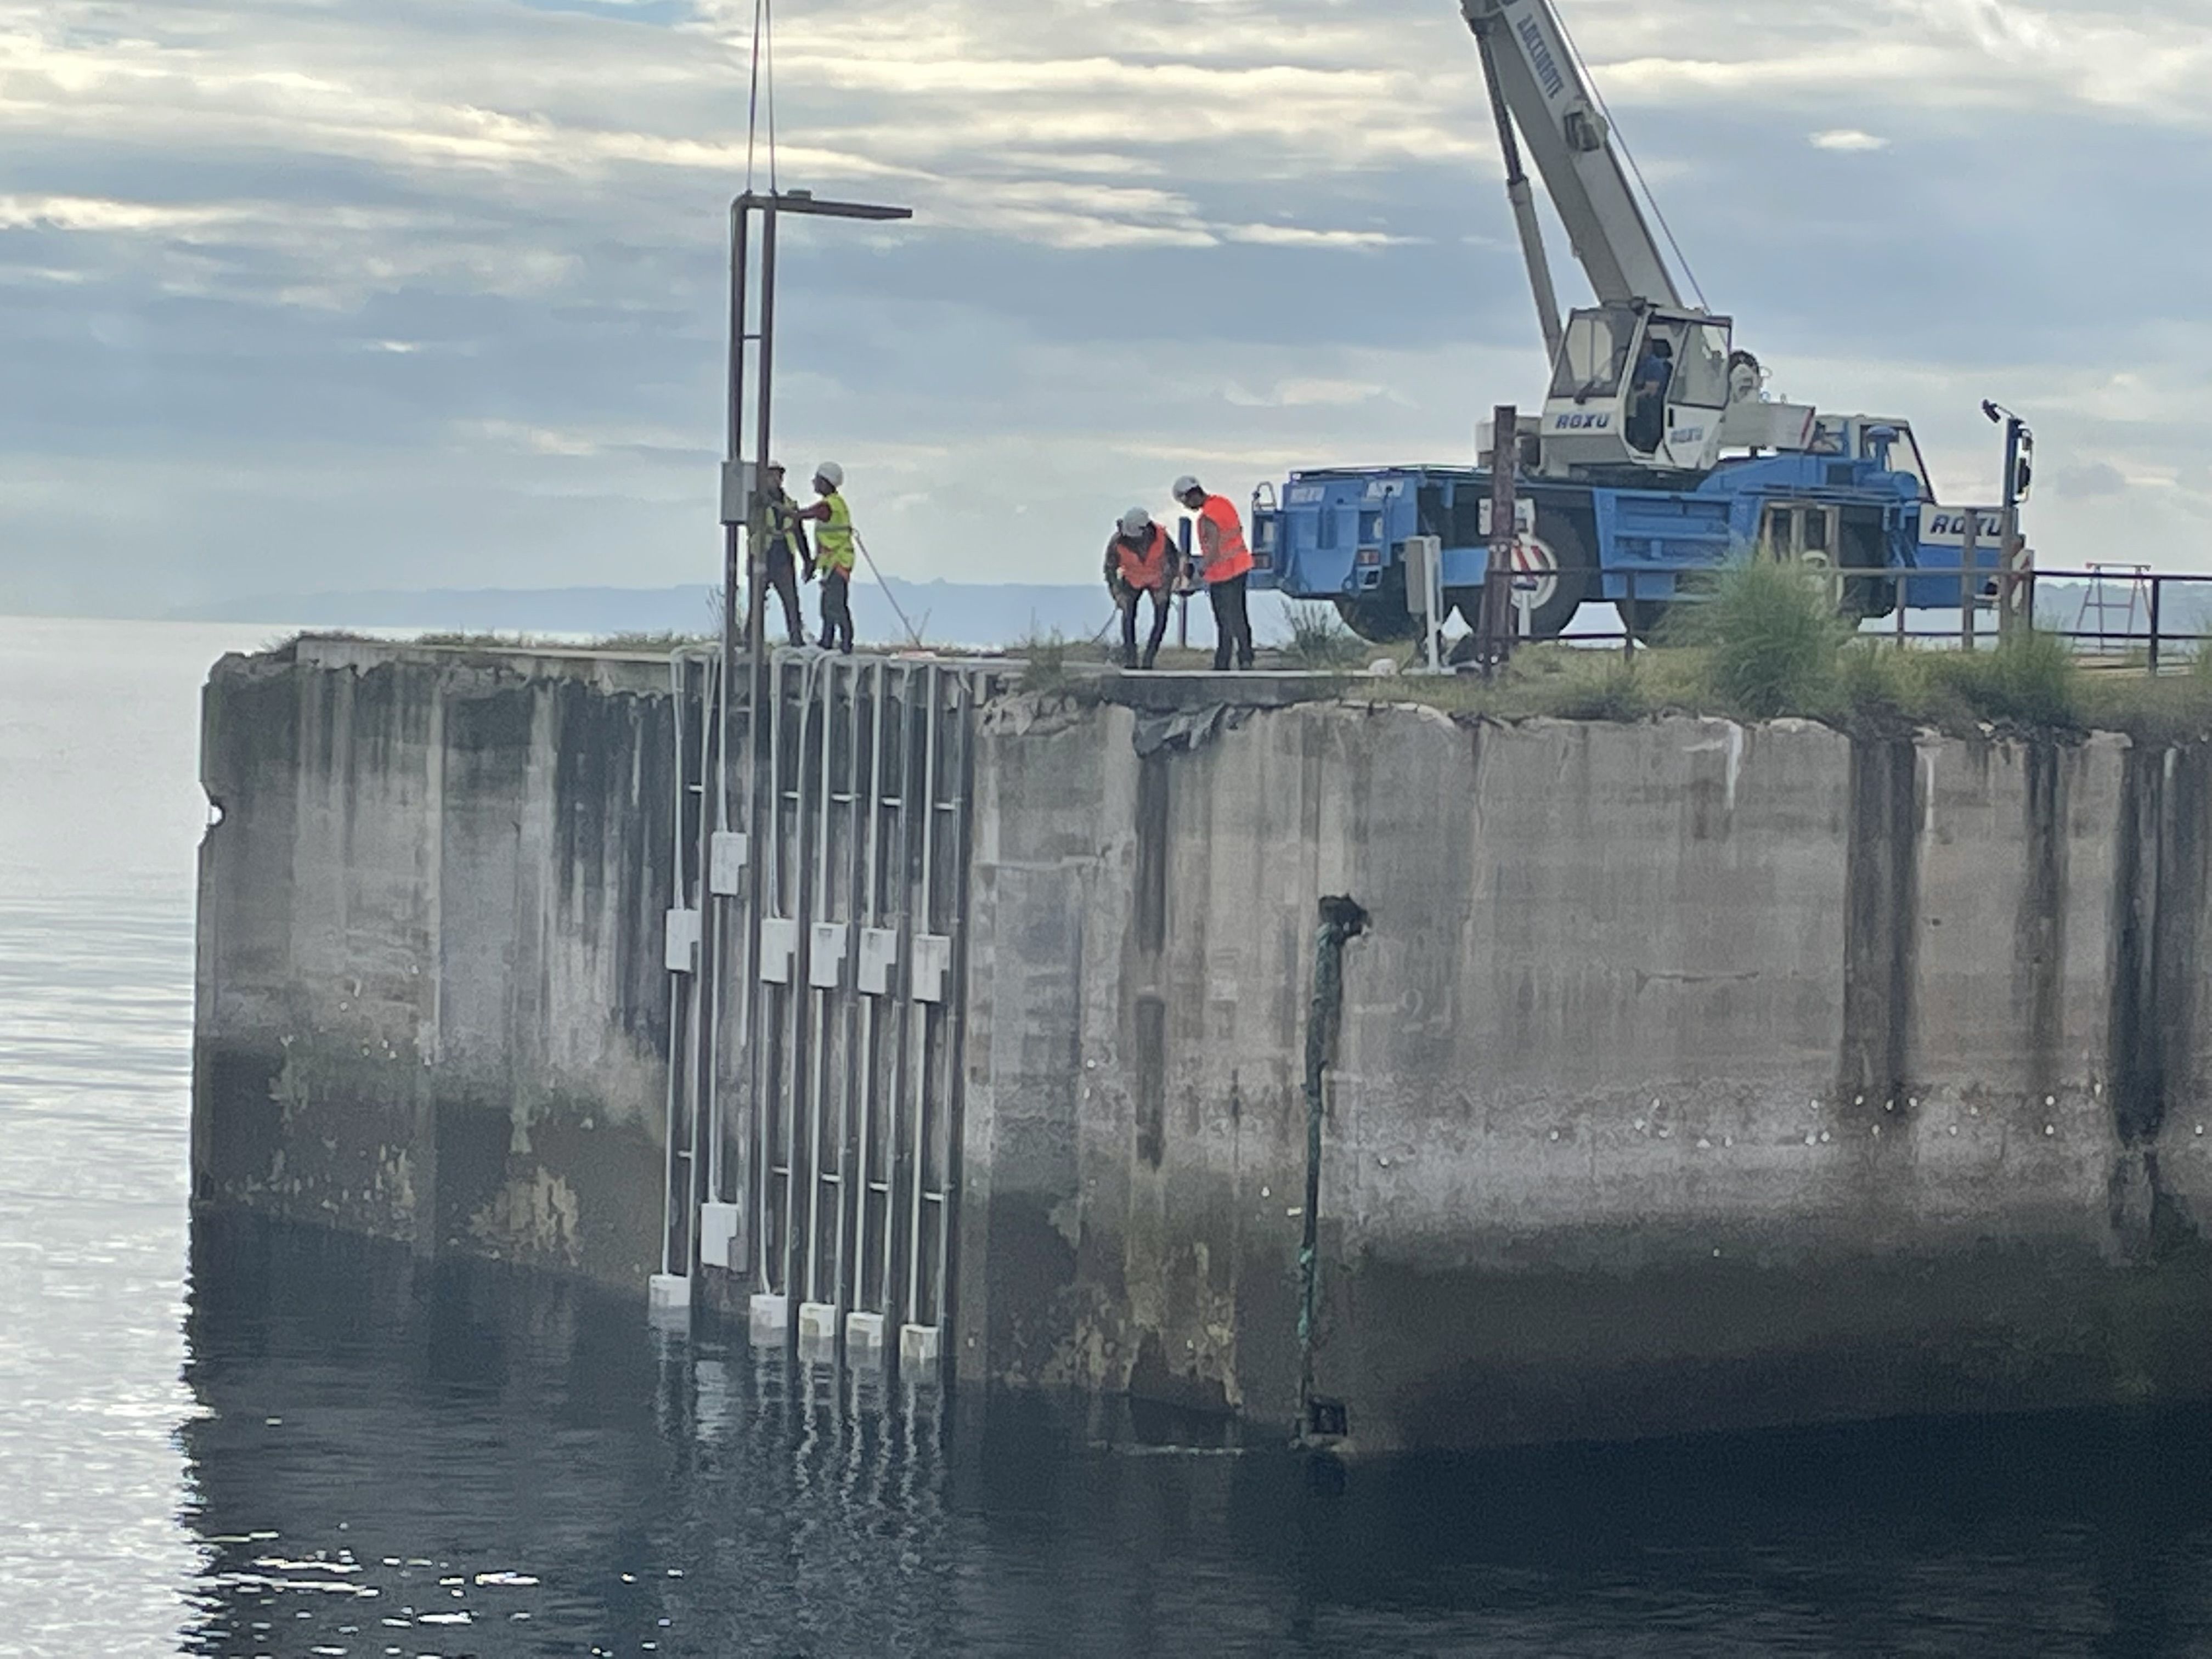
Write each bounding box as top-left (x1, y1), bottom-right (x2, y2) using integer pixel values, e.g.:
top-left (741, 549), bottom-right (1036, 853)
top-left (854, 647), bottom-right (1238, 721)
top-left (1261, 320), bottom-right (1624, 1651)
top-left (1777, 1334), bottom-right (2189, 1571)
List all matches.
top-left (1549, 307), bottom-right (1637, 403)
top-left (1669, 324), bottom-right (1733, 409)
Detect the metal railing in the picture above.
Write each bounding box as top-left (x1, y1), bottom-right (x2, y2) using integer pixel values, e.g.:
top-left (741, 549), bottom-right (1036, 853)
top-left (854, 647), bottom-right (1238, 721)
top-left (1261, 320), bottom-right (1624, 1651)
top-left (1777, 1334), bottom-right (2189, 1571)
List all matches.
top-left (1534, 565), bottom-right (2212, 672)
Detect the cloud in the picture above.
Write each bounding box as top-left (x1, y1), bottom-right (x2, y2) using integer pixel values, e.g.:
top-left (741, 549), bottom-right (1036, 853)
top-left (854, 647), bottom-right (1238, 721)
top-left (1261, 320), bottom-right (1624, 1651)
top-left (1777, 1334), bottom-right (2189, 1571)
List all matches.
top-left (2055, 460), bottom-right (2127, 498)
top-left (4, 0), bottom-right (2212, 614)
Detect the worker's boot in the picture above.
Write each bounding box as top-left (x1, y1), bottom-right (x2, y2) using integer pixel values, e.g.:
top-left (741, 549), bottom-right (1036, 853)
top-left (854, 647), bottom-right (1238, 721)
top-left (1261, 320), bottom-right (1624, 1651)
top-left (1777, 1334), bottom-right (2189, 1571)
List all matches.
top-left (1138, 651), bottom-right (1156, 672)
top-left (1121, 647), bottom-right (1139, 670)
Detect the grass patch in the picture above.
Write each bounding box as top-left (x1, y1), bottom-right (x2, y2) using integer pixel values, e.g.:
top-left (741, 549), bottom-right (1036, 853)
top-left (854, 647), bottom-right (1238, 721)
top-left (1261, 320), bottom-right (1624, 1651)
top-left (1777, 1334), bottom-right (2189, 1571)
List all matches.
top-left (589, 630), bottom-right (711, 653)
top-left (1014, 629), bottom-right (1101, 693)
top-left (1922, 629), bottom-right (2085, 732)
top-left (1279, 601), bottom-right (1372, 670)
top-left (1663, 561), bottom-right (1852, 721)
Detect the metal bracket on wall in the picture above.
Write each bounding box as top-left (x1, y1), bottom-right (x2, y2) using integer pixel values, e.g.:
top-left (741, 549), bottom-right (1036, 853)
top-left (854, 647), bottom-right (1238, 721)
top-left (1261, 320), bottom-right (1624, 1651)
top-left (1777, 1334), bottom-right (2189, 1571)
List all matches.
top-left (698, 1201), bottom-right (742, 1272)
top-left (758, 917), bottom-right (798, 984)
top-left (648, 1272), bottom-right (691, 1330)
top-left (709, 831), bottom-right (749, 896)
top-left (664, 908), bottom-right (701, 975)
top-left (808, 922), bottom-right (850, 990)
top-left (857, 927), bottom-right (899, 996)
top-left (911, 933), bottom-right (952, 1003)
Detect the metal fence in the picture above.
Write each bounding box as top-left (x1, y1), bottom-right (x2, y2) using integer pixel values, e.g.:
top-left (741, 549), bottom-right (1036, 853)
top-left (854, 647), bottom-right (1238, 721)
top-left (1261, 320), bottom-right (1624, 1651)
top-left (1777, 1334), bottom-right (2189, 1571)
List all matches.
top-left (1541, 565), bottom-right (2212, 671)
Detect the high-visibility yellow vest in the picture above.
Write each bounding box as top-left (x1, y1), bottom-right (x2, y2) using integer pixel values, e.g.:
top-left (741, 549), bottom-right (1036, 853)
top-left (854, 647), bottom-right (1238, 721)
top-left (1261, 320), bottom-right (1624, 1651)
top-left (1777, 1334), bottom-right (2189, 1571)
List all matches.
top-left (816, 492), bottom-right (855, 574)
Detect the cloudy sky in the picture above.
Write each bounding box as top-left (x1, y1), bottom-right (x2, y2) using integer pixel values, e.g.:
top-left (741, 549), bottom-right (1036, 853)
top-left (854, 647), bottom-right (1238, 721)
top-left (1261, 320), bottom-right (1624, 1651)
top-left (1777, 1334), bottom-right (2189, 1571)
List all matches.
top-left (3, 0), bottom-right (2209, 614)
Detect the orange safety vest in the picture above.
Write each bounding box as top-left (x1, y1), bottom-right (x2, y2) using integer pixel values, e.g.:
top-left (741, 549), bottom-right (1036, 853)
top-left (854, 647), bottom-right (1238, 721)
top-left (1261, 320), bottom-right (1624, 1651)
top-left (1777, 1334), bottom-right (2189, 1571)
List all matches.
top-left (1197, 495), bottom-right (1252, 583)
top-left (1115, 524), bottom-right (1174, 592)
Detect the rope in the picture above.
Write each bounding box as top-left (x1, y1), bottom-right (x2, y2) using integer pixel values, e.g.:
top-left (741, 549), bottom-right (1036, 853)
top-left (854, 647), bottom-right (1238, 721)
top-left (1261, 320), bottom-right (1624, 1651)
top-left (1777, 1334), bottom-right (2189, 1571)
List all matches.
top-left (743, 0), bottom-right (780, 191)
top-left (851, 531), bottom-right (926, 647)
top-left (744, 0), bottom-right (764, 191)
top-left (764, 0), bottom-right (779, 191)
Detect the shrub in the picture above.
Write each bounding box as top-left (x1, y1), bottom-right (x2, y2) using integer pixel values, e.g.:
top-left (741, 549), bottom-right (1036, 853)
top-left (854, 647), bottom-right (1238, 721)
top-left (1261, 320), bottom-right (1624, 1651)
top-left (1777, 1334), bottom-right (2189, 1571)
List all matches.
top-left (1671, 560), bottom-right (1851, 720)
top-left (1928, 630), bottom-right (2084, 732)
top-left (1281, 601), bottom-right (1369, 670)
top-left (1016, 630), bottom-right (1072, 691)
top-left (1534, 662), bottom-right (1651, 722)
top-left (1837, 642), bottom-right (1935, 727)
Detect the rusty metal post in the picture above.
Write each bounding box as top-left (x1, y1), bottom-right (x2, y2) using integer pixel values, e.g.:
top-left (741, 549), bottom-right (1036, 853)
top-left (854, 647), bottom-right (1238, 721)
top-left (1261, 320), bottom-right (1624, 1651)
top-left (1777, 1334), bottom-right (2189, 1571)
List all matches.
top-left (1481, 404), bottom-right (1520, 677)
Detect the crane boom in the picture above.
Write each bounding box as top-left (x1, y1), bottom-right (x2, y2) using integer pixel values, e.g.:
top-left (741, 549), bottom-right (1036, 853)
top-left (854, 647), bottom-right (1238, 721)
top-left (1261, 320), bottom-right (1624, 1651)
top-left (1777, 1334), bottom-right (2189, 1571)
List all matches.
top-left (1462, 0), bottom-right (1681, 311)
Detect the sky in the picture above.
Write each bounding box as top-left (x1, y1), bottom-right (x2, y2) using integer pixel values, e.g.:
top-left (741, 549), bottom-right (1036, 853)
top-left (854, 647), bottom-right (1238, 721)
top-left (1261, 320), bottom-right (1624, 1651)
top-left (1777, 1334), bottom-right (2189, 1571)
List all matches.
top-left (3, 0), bottom-right (2211, 615)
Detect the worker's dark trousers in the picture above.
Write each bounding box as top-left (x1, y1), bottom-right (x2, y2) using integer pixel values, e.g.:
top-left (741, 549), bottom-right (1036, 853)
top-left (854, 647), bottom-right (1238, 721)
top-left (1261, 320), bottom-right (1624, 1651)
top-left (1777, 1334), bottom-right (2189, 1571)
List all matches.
top-left (1209, 574), bottom-right (1254, 671)
top-left (819, 568), bottom-right (855, 653)
top-left (764, 544), bottom-right (806, 645)
top-left (1121, 586), bottom-right (1171, 668)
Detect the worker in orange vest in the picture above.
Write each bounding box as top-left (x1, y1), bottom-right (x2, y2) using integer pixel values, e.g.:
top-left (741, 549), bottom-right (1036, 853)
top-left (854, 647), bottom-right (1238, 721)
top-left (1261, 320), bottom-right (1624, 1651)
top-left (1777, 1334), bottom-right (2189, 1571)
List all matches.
top-left (1175, 475), bottom-right (1254, 672)
top-left (1103, 506), bottom-right (1181, 671)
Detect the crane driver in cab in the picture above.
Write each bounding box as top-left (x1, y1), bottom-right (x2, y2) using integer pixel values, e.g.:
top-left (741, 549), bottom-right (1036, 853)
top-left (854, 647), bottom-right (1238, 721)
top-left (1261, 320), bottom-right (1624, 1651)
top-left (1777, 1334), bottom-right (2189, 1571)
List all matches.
top-left (1627, 334), bottom-right (1674, 454)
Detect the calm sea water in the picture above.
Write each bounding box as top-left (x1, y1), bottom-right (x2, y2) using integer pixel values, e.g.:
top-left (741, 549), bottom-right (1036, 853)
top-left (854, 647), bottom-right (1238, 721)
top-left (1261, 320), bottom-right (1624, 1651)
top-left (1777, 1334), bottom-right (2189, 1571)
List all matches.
top-left (10, 614), bottom-right (2212, 1658)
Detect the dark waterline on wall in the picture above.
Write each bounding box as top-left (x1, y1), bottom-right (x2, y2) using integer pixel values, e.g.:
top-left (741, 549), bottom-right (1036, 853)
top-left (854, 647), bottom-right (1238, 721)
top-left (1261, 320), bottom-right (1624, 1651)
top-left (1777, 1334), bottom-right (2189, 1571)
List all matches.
top-left (181, 1214), bottom-right (2212, 1657)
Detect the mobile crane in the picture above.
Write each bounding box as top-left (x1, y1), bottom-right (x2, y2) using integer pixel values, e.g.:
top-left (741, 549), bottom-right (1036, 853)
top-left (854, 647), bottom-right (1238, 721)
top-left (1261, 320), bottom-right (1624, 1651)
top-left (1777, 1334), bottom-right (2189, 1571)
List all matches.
top-left (1248, 0), bottom-right (2027, 642)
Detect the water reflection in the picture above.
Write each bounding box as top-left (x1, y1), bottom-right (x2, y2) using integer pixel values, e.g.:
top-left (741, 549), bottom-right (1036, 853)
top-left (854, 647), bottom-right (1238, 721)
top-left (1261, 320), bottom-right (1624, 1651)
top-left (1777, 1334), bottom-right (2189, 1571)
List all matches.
top-left (180, 1214), bottom-right (2212, 1657)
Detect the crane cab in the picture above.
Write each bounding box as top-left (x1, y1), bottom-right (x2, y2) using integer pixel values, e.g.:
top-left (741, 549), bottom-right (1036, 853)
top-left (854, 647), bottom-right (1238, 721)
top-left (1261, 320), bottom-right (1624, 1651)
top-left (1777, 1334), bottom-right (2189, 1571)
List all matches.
top-left (1538, 303), bottom-right (1735, 478)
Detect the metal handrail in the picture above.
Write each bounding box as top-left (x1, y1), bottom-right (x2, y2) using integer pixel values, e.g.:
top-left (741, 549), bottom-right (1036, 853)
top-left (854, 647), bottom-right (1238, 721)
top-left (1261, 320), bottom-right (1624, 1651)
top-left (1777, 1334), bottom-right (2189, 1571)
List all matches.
top-left (1526, 565), bottom-right (2212, 673)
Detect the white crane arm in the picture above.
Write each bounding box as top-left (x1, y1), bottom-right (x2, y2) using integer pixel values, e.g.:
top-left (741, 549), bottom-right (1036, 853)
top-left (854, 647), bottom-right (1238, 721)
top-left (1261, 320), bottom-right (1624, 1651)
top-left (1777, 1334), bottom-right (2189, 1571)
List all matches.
top-left (1462, 0), bottom-right (1681, 309)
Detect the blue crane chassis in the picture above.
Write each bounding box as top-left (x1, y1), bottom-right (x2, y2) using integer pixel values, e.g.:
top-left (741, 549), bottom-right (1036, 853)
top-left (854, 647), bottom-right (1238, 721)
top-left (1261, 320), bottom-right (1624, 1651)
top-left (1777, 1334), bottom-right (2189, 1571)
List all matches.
top-left (1249, 445), bottom-right (2005, 642)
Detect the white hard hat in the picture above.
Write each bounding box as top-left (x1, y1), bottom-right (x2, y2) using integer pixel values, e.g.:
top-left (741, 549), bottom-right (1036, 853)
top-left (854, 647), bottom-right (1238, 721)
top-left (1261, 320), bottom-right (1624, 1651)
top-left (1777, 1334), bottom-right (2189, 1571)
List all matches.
top-left (1119, 506), bottom-right (1153, 537)
top-left (1172, 474), bottom-right (1202, 498)
top-left (814, 461), bottom-right (844, 489)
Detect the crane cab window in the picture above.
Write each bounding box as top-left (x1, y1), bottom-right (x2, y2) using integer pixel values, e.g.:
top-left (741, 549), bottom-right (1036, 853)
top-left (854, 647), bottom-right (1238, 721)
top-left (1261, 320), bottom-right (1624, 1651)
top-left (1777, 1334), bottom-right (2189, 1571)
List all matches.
top-left (1549, 307), bottom-right (1637, 402)
top-left (1860, 420), bottom-right (1936, 503)
top-left (1667, 323), bottom-right (1733, 410)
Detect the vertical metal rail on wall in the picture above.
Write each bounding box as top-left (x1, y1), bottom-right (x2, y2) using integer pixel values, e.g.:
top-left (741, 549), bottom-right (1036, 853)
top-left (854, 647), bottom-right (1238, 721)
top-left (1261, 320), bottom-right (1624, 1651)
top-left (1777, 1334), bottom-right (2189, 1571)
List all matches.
top-left (661, 648), bottom-right (996, 1383)
top-left (652, 648), bottom-right (723, 1325)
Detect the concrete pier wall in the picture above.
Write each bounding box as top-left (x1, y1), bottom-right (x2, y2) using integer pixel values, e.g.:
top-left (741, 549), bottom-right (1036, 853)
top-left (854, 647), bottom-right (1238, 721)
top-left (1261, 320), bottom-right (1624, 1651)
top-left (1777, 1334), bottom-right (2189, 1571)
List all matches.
top-left (958, 697), bottom-right (2212, 1451)
top-left (195, 640), bottom-right (2212, 1449)
top-left (193, 638), bottom-right (678, 1284)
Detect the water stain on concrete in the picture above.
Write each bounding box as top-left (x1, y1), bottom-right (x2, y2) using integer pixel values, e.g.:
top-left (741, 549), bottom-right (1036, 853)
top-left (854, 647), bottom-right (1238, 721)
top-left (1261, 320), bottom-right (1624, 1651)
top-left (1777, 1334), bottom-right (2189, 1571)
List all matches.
top-left (1841, 735), bottom-right (1921, 1113)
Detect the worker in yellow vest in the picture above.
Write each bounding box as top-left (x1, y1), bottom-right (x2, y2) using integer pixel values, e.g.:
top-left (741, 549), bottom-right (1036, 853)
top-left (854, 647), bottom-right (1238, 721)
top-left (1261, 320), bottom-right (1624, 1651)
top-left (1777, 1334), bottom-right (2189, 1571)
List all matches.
top-left (1103, 507), bottom-right (1181, 671)
top-left (795, 461), bottom-right (856, 654)
top-left (1175, 475), bottom-right (1254, 672)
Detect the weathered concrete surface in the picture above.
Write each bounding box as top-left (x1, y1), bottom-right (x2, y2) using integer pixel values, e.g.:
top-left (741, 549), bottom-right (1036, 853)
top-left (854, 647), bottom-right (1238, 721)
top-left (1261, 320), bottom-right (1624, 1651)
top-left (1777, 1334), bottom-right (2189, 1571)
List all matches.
top-left (957, 698), bottom-right (2212, 1451)
top-left (193, 637), bottom-right (677, 1285)
top-left (197, 640), bottom-right (2212, 1451)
